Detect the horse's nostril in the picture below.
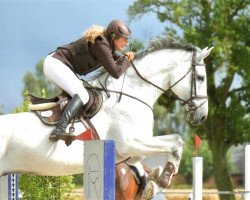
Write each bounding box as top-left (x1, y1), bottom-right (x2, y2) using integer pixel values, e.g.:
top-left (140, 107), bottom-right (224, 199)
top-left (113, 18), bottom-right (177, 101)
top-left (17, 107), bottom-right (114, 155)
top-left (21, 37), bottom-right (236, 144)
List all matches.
top-left (200, 116), bottom-right (206, 123)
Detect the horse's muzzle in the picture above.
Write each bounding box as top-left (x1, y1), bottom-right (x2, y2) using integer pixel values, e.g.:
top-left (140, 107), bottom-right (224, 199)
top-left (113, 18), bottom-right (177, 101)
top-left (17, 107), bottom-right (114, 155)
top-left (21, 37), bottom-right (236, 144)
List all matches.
top-left (187, 111), bottom-right (207, 126)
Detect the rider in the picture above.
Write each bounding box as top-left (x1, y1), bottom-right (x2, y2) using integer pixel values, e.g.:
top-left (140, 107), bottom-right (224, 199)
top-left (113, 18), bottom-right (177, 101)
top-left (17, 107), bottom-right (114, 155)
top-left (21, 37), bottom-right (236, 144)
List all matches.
top-left (43, 19), bottom-right (134, 142)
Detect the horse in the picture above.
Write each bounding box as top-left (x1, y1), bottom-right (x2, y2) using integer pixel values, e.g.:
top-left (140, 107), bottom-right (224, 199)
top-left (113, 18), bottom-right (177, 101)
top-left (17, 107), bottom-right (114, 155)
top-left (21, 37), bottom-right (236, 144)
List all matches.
top-left (0, 35), bottom-right (213, 199)
top-left (115, 162), bottom-right (145, 200)
top-left (116, 160), bottom-right (155, 200)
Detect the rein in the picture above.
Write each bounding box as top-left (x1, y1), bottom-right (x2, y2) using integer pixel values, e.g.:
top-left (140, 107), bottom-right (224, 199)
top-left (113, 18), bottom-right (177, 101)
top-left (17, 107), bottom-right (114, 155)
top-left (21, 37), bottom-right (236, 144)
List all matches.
top-left (94, 50), bottom-right (207, 112)
top-left (130, 51), bottom-right (208, 111)
top-left (95, 85), bottom-right (153, 111)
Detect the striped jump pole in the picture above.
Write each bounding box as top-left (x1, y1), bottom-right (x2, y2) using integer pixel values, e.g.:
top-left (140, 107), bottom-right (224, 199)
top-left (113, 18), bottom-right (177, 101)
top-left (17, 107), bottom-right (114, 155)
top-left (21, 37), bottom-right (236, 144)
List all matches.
top-left (0, 174), bottom-right (19, 200)
top-left (84, 140), bottom-right (115, 200)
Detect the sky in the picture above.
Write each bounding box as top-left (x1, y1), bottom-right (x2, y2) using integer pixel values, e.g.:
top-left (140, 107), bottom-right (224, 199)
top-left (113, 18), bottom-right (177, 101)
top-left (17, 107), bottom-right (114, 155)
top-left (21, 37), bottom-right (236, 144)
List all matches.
top-left (0, 0), bottom-right (165, 113)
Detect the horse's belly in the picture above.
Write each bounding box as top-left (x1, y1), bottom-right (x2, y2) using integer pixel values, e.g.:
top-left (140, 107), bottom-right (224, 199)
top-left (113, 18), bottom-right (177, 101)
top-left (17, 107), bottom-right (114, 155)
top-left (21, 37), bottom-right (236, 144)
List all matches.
top-left (0, 112), bottom-right (85, 176)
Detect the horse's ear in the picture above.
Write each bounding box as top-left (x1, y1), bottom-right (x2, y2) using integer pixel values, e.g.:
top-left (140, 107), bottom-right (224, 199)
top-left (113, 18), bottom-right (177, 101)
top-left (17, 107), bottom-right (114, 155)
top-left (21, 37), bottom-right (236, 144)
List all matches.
top-left (197, 46), bottom-right (214, 61)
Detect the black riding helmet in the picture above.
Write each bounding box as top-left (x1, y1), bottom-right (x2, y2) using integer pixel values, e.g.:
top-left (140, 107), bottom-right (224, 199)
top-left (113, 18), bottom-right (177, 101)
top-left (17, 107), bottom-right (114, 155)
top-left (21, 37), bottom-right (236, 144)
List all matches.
top-left (106, 20), bottom-right (131, 41)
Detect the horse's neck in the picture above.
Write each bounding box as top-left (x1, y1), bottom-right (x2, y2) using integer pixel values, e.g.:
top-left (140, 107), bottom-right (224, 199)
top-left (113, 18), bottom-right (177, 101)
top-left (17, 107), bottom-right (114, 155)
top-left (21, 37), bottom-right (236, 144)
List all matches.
top-left (124, 49), bottom-right (192, 104)
top-left (91, 49), bottom-right (192, 107)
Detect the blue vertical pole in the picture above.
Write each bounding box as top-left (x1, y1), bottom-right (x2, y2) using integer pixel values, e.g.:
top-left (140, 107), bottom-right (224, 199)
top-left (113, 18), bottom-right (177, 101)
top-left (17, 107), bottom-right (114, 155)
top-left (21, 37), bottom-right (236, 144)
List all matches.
top-left (104, 140), bottom-right (115, 200)
top-left (8, 174), bottom-right (19, 200)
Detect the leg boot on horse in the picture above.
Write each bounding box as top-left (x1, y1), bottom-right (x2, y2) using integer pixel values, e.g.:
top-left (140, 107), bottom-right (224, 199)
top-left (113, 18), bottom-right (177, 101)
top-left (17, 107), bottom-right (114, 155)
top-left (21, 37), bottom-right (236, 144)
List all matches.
top-left (49, 94), bottom-right (83, 144)
top-left (143, 162), bottom-right (176, 200)
top-left (156, 162), bottom-right (176, 188)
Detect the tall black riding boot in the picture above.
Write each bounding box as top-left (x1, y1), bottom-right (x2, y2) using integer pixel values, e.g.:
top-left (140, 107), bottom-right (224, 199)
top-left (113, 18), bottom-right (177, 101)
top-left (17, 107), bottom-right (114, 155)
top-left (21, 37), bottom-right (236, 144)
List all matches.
top-left (49, 94), bottom-right (83, 142)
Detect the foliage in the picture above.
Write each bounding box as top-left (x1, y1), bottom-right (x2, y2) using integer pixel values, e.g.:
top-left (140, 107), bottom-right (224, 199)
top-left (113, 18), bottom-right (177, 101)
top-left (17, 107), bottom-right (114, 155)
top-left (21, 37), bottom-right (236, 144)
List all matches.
top-left (0, 104), bottom-right (4, 115)
top-left (153, 102), bottom-right (188, 137)
top-left (19, 175), bottom-right (75, 200)
top-left (128, 1), bottom-right (250, 199)
top-left (130, 38), bottom-right (144, 52)
top-left (72, 174), bottom-right (83, 186)
top-left (22, 59), bottom-right (61, 98)
top-left (13, 91), bottom-right (31, 113)
top-left (178, 136), bottom-right (213, 184)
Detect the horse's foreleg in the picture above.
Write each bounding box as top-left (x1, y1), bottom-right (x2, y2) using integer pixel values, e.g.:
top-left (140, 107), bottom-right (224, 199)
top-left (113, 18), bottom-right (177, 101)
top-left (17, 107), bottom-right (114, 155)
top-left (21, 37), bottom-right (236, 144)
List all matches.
top-left (117, 134), bottom-right (183, 176)
top-left (116, 134), bottom-right (184, 200)
top-left (117, 134), bottom-right (183, 159)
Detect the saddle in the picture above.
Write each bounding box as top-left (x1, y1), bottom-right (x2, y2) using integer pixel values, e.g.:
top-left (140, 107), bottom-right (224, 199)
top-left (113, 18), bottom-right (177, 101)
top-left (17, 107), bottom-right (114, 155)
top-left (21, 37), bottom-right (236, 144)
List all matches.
top-left (29, 87), bottom-right (102, 125)
top-left (28, 84), bottom-right (103, 145)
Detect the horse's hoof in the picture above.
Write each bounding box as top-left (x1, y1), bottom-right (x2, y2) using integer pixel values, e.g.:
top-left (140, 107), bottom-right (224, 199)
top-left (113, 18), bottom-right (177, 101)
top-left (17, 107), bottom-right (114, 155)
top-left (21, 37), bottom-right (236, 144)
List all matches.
top-left (49, 134), bottom-right (59, 142)
top-left (148, 166), bottom-right (163, 182)
top-left (142, 181), bottom-right (158, 200)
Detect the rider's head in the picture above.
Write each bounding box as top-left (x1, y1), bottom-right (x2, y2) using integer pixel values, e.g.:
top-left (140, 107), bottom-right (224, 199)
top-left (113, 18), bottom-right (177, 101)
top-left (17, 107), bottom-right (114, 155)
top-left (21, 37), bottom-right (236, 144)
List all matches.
top-left (106, 20), bottom-right (131, 51)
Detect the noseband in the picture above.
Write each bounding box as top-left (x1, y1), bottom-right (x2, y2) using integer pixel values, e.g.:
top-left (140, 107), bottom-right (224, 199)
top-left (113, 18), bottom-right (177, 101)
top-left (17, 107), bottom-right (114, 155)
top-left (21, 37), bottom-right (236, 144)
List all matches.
top-left (131, 51), bottom-right (208, 112)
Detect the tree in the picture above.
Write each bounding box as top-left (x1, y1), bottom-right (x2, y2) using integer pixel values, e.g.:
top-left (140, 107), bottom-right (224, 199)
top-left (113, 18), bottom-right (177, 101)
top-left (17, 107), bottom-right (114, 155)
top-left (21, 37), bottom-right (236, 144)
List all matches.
top-left (19, 175), bottom-right (75, 200)
top-left (128, 1), bottom-right (250, 199)
top-left (22, 59), bottom-right (60, 98)
top-left (0, 105), bottom-right (4, 115)
top-left (178, 136), bottom-right (214, 185)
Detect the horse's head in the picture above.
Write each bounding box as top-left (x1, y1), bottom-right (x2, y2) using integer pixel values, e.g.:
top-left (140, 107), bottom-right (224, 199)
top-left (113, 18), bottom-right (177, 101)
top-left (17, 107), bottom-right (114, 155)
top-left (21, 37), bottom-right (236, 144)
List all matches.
top-left (169, 47), bottom-right (213, 126)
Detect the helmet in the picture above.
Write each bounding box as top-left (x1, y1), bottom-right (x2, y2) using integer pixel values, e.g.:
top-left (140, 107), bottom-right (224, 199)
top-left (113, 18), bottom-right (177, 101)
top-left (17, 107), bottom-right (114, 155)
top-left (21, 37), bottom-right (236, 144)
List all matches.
top-left (106, 20), bottom-right (131, 40)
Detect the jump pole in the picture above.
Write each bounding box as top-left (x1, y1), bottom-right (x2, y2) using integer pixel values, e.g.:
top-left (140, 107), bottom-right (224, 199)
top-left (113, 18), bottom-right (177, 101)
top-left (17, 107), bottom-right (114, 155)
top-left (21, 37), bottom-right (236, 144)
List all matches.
top-left (84, 140), bottom-right (115, 200)
top-left (0, 174), bottom-right (19, 200)
top-left (192, 134), bottom-right (203, 200)
top-left (245, 145), bottom-right (250, 200)
top-left (192, 157), bottom-right (203, 200)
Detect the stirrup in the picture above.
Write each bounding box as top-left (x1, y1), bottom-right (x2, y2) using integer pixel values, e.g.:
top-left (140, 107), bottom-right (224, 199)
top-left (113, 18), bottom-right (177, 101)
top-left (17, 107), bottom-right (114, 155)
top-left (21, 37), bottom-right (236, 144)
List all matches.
top-left (49, 128), bottom-right (65, 142)
top-left (49, 134), bottom-right (59, 142)
top-left (58, 132), bottom-right (75, 146)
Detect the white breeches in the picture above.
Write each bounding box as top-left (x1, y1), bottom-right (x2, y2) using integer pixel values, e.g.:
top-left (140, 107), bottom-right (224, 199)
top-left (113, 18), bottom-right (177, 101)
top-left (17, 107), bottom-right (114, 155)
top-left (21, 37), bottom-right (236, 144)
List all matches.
top-left (43, 54), bottom-right (89, 104)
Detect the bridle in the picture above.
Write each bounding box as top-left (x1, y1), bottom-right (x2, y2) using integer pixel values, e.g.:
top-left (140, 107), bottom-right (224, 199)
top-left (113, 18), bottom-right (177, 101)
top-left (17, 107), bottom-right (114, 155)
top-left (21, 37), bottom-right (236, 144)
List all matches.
top-left (130, 50), bottom-right (208, 112)
top-left (96, 50), bottom-right (208, 112)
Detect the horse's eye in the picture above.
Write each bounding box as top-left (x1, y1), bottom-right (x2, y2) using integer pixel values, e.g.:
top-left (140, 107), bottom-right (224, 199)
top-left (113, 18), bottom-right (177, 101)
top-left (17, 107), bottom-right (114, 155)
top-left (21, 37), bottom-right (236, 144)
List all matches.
top-left (197, 76), bottom-right (204, 82)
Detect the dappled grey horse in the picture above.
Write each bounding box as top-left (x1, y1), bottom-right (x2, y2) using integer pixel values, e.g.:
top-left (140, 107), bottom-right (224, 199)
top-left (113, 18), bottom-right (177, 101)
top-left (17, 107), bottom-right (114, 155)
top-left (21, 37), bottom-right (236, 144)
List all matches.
top-left (0, 35), bottom-right (213, 199)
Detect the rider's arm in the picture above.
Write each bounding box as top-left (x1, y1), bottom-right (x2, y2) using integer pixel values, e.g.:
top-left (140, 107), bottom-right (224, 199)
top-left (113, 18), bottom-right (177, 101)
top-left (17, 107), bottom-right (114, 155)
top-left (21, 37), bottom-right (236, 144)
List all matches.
top-left (91, 39), bottom-right (131, 79)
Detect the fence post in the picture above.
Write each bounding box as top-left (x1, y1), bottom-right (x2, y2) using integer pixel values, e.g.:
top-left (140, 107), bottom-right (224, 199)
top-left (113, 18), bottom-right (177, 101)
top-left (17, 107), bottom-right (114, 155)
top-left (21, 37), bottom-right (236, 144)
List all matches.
top-left (84, 140), bottom-right (115, 200)
top-left (193, 157), bottom-right (203, 200)
top-left (245, 145), bottom-right (250, 200)
top-left (0, 174), bottom-right (19, 200)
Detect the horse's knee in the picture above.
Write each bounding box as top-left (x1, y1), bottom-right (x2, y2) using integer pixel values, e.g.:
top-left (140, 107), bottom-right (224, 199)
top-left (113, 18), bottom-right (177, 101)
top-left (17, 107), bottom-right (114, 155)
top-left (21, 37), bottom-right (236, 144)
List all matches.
top-left (176, 134), bottom-right (184, 145)
top-left (116, 143), bottom-right (132, 158)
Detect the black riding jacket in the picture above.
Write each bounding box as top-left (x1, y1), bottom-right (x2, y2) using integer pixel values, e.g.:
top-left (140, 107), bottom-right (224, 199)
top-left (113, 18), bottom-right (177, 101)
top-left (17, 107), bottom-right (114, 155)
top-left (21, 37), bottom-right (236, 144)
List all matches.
top-left (52, 36), bottom-right (130, 79)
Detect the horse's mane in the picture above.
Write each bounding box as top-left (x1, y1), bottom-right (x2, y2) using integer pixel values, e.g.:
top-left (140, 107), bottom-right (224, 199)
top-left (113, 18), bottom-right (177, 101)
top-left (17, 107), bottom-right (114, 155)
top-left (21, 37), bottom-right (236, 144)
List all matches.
top-left (135, 35), bottom-right (197, 60)
top-left (85, 35), bottom-right (197, 82)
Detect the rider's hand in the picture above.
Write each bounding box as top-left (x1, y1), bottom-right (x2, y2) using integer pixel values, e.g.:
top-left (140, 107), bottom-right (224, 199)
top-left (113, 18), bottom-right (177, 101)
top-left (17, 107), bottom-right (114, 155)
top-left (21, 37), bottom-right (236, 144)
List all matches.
top-left (124, 52), bottom-right (134, 61)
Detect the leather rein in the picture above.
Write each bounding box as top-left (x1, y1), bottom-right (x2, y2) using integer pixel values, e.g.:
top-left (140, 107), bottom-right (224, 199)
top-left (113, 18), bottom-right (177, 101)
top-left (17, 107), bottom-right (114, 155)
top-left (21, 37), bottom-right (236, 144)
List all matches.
top-left (96, 51), bottom-right (208, 112)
